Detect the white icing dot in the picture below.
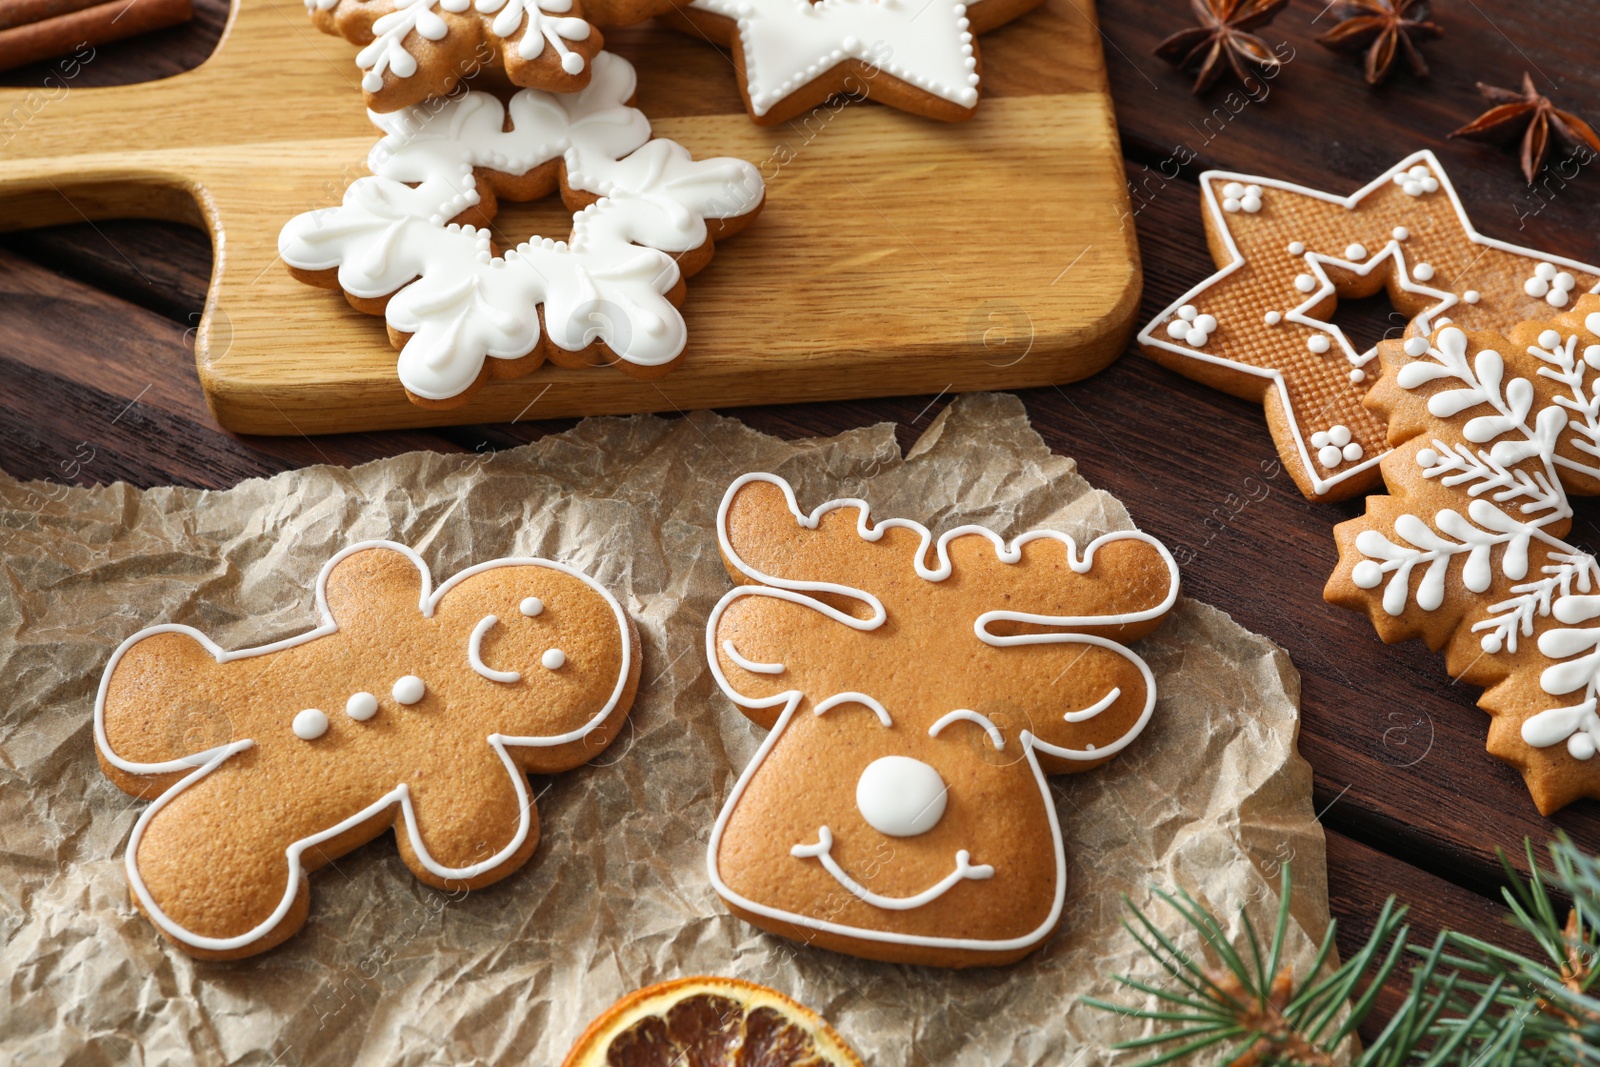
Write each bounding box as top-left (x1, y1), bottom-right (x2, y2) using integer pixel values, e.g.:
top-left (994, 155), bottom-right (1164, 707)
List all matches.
top-left (1526, 277), bottom-right (1551, 298)
top-left (1167, 319), bottom-right (1189, 340)
top-left (1318, 444), bottom-right (1343, 468)
top-left (294, 708), bottom-right (329, 740)
top-left (1463, 290), bottom-right (1480, 304)
top-left (1241, 193), bottom-right (1262, 213)
top-left (1539, 330), bottom-right (1563, 350)
top-left (1350, 369), bottom-right (1366, 383)
top-left (856, 756), bottom-right (947, 837)
top-left (1404, 336), bottom-right (1430, 357)
top-left (1288, 241), bottom-right (1306, 256)
top-left (1345, 243), bottom-right (1368, 261)
top-left (1480, 633), bottom-right (1503, 654)
top-left (1308, 335), bottom-right (1331, 354)
top-left (1223, 197), bottom-right (1241, 213)
top-left (346, 692), bottom-right (378, 721)
top-left (1295, 274), bottom-right (1316, 293)
top-left (1536, 262), bottom-right (1558, 281)
top-left (1312, 431), bottom-right (1330, 448)
top-left (542, 648), bottom-right (567, 670)
top-left (1585, 345), bottom-right (1600, 370)
top-left (1195, 314), bottom-right (1218, 333)
top-left (393, 675), bottom-right (425, 705)
top-left (1352, 560), bottom-right (1383, 589)
top-left (561, 51), bottom-right (586, 75)
top-left (1417, 448), bottom-right (1439, 467)
top-left (1393, 226), bottom-right (1409, 240)
top-left (1223, 181), bottom-right (1244, 199)
top-left (1186, 327), bottom-right (1208, 347)
top-left (1179, 304), bottom-right (1198, 321)
top-left (1571, 732), bottom-right (1597, 761)
top-left (1329, 425), bottom-right (1352, 447)
top-left (1343, 442), bottom-right (1364, 462)
top-left (1264, 310), bottom-right (1282, 325)
top-left (1549, 288), bottom-right (1571, 308)
top-left (1413, 263), bottom-right (1435, 282)
top-left (520, 596), bottom-right (544, 617)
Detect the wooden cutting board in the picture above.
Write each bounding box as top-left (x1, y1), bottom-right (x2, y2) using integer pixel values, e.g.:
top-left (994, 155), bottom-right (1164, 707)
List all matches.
top-left (0, 0), bottom-right (1137, 433)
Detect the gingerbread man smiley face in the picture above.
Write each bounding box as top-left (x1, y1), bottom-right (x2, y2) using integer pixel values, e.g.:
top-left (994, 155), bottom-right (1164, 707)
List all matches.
top-left (704, 474), bottom-right (1180, 967)
top-left (94, 542), bottom-right (639, 959)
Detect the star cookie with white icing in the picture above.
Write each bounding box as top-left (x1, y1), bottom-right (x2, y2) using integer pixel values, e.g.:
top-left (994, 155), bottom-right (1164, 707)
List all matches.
top-left (1138, 151), bottom-right (1600, 502)
top-left (309, 0), bottom-right (683, 111)
top-left (666, 0), bottom-right (1045, 124)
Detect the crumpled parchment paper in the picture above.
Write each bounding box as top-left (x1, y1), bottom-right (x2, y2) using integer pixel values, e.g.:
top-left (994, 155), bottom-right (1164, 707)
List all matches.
top-left (0, 393), bottom-right (1329, 1067)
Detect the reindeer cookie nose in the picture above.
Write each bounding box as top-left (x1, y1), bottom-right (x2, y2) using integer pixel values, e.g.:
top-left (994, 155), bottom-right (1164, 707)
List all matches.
top-left (856, 756), bottom-right (948, 837)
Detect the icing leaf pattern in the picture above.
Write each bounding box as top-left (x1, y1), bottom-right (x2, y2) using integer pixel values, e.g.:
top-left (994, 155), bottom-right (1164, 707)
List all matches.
top-left (1329, 297), bottom-right (1600, 811)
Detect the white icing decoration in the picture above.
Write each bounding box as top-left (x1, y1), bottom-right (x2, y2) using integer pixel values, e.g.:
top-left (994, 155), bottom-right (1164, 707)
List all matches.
top-left (541, 648), bottom-right (567, 670)
top-left (814, 691), bottom-right (892, 726)
top-left (927, 709), bottom-right (1004, 750)
top-left (293, 709), bottom-right (329, 740)
top-left (703, 474), bottom-right (1179, 953)
top-left (469, 614), bottom-right (522, 683)
top-left (854, 756), bottom-right (948, 837)
top-left (1221, 182), bottom-right (1263, 214)
top-left (1313, 424), bottom-right (1358, 469)
top-left (1394, 163), bottom-right (1440, 197)
top-left (326, 0), bottom-right (596, 94)
top-left (686, 0), bottom-right (982, 117)
top-left (1136, 150), bottom-right (1600, 498)
top-left (93, 540), bottom-right (635, 954)
top-left (1526, 263), bottom-right (1577, 307)
top-left (1394, 226), bottom-right (1410, 240)
top-left (519, 596), bottom-right (544, 617)
top-left (790, 827), bottom-right (992, 910)
top-left (393, 675), bottom-right (426, 704)
top-left (1165, 304), bottom-right (1216, 348)
top-left (279, 52), bottom-right (764, 402)
top-left (1414, 263), bottom-right (1435, 282)
top-left (1464, 290), bottom-right (1481, 305)
top-left (1345, 243), bottom-right (1368, 261)
top-left (1350, 369), bottom-right (1366, 383)
top-left (1294, 274), bottom-right (1316, 293)
top-left (346, 692), bottom-right (379, 721)
top-left (1265, 310), bottom-right (1282, 325)
top-left (1357, 325), bottom-right (1600, 762)
top-left (722, 638), bottom-right (785, 675)
top-left (1308, 335), bottom-right (1331, 355)
top-left (1062, 687), bottom-right (1120, 722)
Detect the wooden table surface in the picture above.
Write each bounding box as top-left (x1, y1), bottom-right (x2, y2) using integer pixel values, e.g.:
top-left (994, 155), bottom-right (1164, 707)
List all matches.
top-left (4, 0), bottom-right (1597, 1031)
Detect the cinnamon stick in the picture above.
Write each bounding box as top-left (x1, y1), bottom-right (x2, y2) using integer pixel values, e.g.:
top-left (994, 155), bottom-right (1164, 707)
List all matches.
top-left (0, 0), bottom-right (191, 71)
top-left (0, 0), bottom-right (107, 32)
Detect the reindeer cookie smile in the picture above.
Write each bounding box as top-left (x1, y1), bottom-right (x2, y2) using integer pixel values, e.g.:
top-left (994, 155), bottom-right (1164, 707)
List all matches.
top-left (703, 473), bottom-right (1181, 967)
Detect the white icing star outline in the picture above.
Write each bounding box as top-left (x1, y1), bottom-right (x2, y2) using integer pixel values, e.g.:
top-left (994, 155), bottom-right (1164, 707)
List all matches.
top-left (1138, 150), bottom-right (1600, 499)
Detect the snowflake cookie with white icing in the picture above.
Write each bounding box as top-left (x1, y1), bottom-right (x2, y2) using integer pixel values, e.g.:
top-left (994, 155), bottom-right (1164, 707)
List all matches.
top-left (308, 0), bottom-right (681, 111)
top-left (704, 473), bottom-right (1180, 966)
top-left (1327, 296), bottom-right (1600, 814)
top-left (94, 541), bottom-right (640, 959)
top-left (1138, 150), bottom-right (1600, 503)
top-left (665, 0), bottom-right (1044, 125)
top-left (279, 52), bottom-right (764, 407)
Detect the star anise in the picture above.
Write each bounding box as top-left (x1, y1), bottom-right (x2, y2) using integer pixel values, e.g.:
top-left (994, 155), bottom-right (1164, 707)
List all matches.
top-left (1450, 73), bottom-right (1600, 184)
top-left (1315, 0), bottom-right (1441, 86)
top-left (1154, 0), bottom-right (1291, 95)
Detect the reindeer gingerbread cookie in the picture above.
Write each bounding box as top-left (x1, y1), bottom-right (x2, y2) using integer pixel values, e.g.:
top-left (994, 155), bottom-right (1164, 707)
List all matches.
top-left (1328, 298), bottom-right (1600, 814)
top-left (703, 474), bottom-right (1180, 967)
top-left (94, 541), bottom-right (639, 958)
top-left (1138, 150), bottom-right (1600, 502)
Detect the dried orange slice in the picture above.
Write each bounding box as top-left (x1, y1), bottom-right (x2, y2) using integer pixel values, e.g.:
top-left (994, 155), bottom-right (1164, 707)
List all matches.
top-left (561, 976), bottom-right (864, 1067)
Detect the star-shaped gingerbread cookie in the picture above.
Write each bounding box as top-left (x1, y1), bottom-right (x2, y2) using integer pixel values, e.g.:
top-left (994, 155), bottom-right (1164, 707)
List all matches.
top-left (667, 0), bottom-right (1044, 124)
top-left (1138, 151), bottom-right (1600, 502)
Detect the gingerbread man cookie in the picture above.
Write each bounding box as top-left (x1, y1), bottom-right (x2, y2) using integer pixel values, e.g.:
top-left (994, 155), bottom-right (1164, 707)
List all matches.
top-left (1138, 150), bottom-right (1600, 502)
top-left (1327, 297), bottom-right (1600, 813)
top-left (278, 52), bottom-right (764, 408)
top-left (666, 0), bottom-right (1044, 125)
top-left (95, 541), bottom-right (639, 958)
top-left (703, 474), bottom-right (1180, 966)
top-left (308, 0), bottom-right (680, 111)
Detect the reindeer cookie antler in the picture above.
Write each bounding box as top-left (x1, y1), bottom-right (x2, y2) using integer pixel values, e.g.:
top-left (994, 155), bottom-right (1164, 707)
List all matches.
top-left (1138, 151), bottom-right (1600, 502)
top-left (703, 474), bottom-right (1180, 967)
top-left (1327, 297), bottom-right (1600, 813)
top-left (95, 541), bottom-right (639, 958)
